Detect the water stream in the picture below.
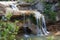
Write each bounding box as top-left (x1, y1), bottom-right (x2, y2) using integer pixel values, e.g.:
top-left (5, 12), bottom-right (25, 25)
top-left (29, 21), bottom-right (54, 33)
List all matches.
top-left (33, 11), bottom-right (49, 36)
top-left (23, 14), bottom-right (30, 37)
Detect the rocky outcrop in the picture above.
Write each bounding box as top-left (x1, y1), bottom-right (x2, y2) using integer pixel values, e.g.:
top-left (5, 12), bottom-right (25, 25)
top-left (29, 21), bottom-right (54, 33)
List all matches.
top-left (0, 3), bottom-right (6, 15)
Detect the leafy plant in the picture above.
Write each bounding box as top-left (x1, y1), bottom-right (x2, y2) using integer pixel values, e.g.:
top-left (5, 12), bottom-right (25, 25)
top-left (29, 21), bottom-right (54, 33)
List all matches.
top-left (0, 21), bottom-right (19, 40)
top-left (0, 10), bottom-right (19, 40)
top-left (43, 2), bottom-right (56, 21)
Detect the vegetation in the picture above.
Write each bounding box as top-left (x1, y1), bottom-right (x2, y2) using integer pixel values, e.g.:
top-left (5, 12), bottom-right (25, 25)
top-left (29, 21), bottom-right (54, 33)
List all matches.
top-left (5, 11), bottom-right (13, 20)
top-left (0, 12), bottom-right (19, 40)
top-left (43, 2), bottom-right (56, 21)
top-left (0, 0), bottom-right (60, 40)
top-left (0, 21), bottom-right (19, 40)
top-left (47, 36), bottom-right (54, 40)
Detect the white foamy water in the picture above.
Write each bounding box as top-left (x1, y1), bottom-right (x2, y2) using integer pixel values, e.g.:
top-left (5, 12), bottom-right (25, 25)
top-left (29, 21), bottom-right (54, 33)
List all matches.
top-left (32, 11), bottom-right (49, 36)
top-left (10, 4), bottom-right (19, 11)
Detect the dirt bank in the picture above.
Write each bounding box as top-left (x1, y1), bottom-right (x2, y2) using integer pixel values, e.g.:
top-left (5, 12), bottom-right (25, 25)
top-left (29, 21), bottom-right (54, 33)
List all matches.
top-left (47, 21), bottom-right (60, 33)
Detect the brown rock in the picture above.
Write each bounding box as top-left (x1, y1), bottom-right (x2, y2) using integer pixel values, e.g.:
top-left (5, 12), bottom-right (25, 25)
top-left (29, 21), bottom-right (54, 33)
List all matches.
top-left (54, 31), bottom-right (60, 36)
top-left (0, 3), bottom-right (6, 15)
top-left (28, 24), bottom-right (37, 35)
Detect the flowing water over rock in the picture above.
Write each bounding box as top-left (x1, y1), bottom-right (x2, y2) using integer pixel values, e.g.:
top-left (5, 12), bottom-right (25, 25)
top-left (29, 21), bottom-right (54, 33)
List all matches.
top-left (33, 11), bottom-right (49, 36)
top-left (1, 2), bottom-right (49, 37)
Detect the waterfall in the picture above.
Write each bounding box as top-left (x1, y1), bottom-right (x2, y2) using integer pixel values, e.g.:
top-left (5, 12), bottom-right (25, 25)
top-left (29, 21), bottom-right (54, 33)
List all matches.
top-left (6, 3), bottom-right (49, 36)
top-left (33, 11), bottom-right (43, 36)
top-left (42, 15), bottom-right (49, 34)
top-left (10, 4), bottom-right (19, 11)
top-left (33, 11), bottom-right (49, 36)
top-left (23, 14), bottom-right (30, 37)
top-left (36, 19), bottom-right (44, 36)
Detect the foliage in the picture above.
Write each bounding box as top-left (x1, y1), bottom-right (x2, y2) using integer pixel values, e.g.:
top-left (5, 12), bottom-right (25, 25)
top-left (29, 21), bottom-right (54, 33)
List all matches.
top-left (43, 2), bottom-right (56, 21)
top-left (0, 11), bottom-right (19, 40)
top-left (0, 21), bottom-right (19, 40)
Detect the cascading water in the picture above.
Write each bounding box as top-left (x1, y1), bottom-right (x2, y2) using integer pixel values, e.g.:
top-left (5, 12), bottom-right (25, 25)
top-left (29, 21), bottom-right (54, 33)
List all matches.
top-left (23, 14), bottom-right (30, 37)
top-left (10, 4), bottom-right (19, 11)
top-left (33, 11), bottom-right (49, 36)
top-left (42, 15), bottom-right (49, 34)
top-left (4, 3), bottom-right (49, 37)
top-left (34, 11), bottom-right (43, 36)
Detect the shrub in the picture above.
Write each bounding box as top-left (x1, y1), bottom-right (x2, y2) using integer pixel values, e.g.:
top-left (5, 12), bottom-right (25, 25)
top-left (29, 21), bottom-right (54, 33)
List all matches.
top-left (0, 21), bottom-right (19, 40)
top-left (43, 2), bottom-right (56, 21)
top-left (0, 11), bottom-right (19, 40)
